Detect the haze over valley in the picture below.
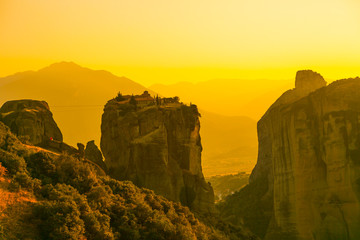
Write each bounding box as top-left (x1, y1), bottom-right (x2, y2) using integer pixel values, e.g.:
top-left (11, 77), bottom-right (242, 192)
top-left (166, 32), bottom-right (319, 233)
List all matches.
top-left (1, 0), bottom-right (360, 239)
top-left (0, 62), bottom-right (265, 176)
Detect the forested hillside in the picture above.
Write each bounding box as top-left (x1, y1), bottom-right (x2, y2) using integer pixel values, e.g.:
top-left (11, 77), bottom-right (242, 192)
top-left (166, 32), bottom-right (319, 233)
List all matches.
top-left (0, 122), bottom-right (255, 240)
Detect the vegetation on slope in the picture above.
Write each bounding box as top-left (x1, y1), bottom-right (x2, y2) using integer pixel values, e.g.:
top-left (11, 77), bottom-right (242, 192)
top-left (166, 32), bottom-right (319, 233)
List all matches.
top-left (216, 175), bottom-right (273, 239)
top-left (0, 122), bottom-right (255, 240)
top-left (206, 172), bottom-right (249, 202)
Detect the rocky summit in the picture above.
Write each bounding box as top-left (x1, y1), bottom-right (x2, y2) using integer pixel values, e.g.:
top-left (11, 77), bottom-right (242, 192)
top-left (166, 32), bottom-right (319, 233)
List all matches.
top-left (100, 97), bottom-right (215, 215)
top-left (258, 76), bottom-right (360, 240)
top-left (0, 100), bottom-right (62, 145)
top-left (220, 71), bottom-right (360, 240)
top-left (295, 69), bottom-right (327, 93)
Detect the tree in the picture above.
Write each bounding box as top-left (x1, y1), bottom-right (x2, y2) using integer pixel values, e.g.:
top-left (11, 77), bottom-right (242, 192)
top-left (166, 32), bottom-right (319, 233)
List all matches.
top-left (0, 163), bottom-right (7, 178)
top-left (115, 92), bottom-right (125, 101)
top-left (129, 95), bottom-right (137, 107)
top-left (156, 95), bottom-right (160, 105)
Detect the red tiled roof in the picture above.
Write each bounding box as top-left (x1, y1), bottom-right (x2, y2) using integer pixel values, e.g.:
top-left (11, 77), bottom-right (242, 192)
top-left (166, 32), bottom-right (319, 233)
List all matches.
top-left (135, 96), bottom-right (154, 101)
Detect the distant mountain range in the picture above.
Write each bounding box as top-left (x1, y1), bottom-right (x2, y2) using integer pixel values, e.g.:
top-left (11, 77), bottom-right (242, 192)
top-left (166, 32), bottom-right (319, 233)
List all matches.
top-left (150, 78), bottom-right (292, 120)
top-left (0, 62), bottom-right (262, 176)
top-left (0, 62), bottom-right (155, 148)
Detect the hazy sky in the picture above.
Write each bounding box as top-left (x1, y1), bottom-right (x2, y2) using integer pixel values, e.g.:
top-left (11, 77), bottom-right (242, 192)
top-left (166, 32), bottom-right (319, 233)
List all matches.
top-left (1, 0), bottom-right (360, 86)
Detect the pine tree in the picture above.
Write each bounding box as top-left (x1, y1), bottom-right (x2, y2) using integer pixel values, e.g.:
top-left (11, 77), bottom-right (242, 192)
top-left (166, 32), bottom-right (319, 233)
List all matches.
top-left (115, 92), bottom-right (124, 101)
top-left (129, 95), bottom-right (137, 107)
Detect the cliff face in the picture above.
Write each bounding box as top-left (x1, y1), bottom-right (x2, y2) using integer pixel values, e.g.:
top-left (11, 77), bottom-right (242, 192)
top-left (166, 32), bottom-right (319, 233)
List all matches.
top-left (85, 140), bottom-right (107, 173)
top-left (100, 101), bottom-right (214, 214)
top-left (0, 100), bottom-right (62, 145)
top-left (249, 71), bottom-right (360, 239)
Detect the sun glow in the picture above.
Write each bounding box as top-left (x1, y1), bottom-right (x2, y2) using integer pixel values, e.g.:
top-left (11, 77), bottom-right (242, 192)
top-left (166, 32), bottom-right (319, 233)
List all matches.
top-left (1, 0), bottom-right (360, 85)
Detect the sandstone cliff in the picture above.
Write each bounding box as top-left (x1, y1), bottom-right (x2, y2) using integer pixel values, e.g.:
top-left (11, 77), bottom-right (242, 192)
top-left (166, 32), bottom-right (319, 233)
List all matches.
top-left (220, 70), bottom-right (360, 240)
top-left (0, 100), bottom-right (88, 157)
top-left (0, 100), bottom-right (62, 145)
top-left (85, 140), bottom-right (108, 173)
top-left (100, 100), bottom-right (215, 214)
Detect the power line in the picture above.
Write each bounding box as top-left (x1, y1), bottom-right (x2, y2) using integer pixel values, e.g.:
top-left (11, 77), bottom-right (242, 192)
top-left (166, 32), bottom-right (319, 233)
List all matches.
top-left (49, 105), bottom-right (104, 112)
top-left (50, 105), bottom-right (104, 107)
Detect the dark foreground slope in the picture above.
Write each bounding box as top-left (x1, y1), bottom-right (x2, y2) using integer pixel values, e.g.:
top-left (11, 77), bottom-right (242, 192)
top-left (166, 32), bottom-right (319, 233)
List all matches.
top-left (219, 71), bottom-right (360, 240)
top-left (0, 121), bottom-right (258, 240)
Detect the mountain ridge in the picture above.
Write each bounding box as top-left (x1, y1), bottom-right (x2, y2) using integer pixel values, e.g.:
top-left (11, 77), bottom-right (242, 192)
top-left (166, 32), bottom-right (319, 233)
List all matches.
top-left (149, 79), bottom-right (293, 119)
top-left (0, 62), bottom-right (156, 146)
top-left (0, 62), bottom-right (260, 176)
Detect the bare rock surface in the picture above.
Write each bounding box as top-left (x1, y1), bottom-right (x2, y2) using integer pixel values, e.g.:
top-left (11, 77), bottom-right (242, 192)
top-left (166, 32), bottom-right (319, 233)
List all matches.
top-left (100, 100), bottom-right (215, 214)
top-left (295, 70), bottom-right (326, 93)
top-left (221, 72), bottom-right (360, 240)
top-left (0, 100), bottom-right (62, 145)
top-left (256, 75), bottom-right (360, 240)
top-left (85, 140), bottom-right (107, 173)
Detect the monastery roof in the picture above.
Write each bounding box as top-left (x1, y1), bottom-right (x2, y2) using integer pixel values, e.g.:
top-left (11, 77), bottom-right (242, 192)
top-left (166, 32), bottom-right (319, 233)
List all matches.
top-left (135, 96), bottom-right (154, 101)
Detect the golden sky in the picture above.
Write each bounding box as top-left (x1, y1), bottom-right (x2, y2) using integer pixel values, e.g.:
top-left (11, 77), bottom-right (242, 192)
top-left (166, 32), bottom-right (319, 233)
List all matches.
top-left (1, 0), bottom-right (360, 86)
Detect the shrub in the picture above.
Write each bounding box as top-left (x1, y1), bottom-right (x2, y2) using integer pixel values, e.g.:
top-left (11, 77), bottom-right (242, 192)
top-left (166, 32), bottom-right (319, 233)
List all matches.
top-left (33, 184), bottom-right (86, 240)
top-left (0, 136), bottom-right (236, 240)
top-left (54, 154), bottom-right (98, 193)
top-left (115, 92), bottom-right (125, 101)
top-left (0, 162), bottom-right (7, 177)
top-left (9, 171), bottom-right (41, 191)
top-left (0, 149), bottom-right (27, 175)
top-left (25, 152), bottom-right (57, 185)
top-left (86, 185), bottom-right (114, 211)
top-left (129, 95), bottom-right (137, 106)
top-left (35, 184), bottom-right (114, 240)
top-left (33, 200), bottom-right (85, 240)
top-left (82, 210), bottom-right (114, 240)
top-left (17, 135), bottom-right (32, 145)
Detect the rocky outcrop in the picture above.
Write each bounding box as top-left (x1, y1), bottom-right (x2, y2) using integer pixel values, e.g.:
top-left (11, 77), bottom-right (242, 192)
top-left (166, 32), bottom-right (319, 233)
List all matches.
top-left (262, 76), bottom-right (360, 240)
top-left (0, 100), bottom-right (62, 145)
top-left (100, 100), bottom-right (214, 214)
top-left (221, 71), bottom-right (360, 240)
top-left (0, 100), bottom-right (86, 157)
top-left (295, 70), bottom-right (326, 93)
top-left (85, 140), bottom-right (107, 173)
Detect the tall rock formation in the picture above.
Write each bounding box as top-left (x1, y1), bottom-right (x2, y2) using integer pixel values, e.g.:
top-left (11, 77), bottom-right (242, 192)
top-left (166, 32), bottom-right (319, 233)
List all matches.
top-left (85, 140), bottom-right (107, 173)
top-left (0, 100), bottom-right (62, 145)
top-left (295, 70), bottom-right (326, 92)
top-left (100, 99), bottom-right (214, 214)
top-left (220, 71), bottom-right (360, 240)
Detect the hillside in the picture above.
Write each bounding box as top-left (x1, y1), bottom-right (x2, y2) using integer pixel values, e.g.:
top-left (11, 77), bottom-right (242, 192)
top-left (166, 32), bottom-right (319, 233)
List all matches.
top-left (0, 121), bottom-right (256, 240)
top-left (206, 172), bottom-right (249, 202)
top-left (0, 162), bottom-right (38, 239)
top-left (0, 62), bottom-right (156, 146)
